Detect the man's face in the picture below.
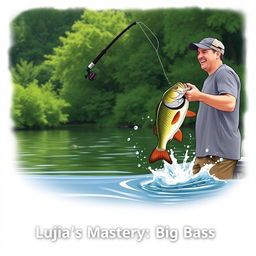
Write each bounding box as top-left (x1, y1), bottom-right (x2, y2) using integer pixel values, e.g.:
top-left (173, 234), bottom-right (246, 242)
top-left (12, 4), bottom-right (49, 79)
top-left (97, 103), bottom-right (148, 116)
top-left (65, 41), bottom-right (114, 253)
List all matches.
top-left (197, 48), bottom-right (220, 74)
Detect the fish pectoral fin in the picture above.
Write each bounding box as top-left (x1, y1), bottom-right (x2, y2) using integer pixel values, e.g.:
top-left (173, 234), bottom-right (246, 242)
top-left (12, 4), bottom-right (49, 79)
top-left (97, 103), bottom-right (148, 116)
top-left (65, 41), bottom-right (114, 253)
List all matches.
top-left (173, 129), bottom-right (183, 142)
top-left (153, 123), bottom-right (157, 136)
top-left (149, 148), bottom-right (172, 164)
top-left (171, 111), bottom-right (180, 124)
top-left (186, 110), bottom-right (196, 117)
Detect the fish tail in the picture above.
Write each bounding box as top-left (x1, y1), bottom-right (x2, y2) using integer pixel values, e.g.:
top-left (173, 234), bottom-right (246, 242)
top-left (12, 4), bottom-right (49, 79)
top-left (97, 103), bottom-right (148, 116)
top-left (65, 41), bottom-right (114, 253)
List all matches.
top-left (149, 148), bottom-right (172, 164)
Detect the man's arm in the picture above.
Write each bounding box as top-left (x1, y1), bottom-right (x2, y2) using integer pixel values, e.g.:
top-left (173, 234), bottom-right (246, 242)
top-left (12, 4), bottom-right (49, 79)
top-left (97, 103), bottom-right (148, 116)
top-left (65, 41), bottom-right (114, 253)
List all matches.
top-left (185, 83), bottom-right (236, 112)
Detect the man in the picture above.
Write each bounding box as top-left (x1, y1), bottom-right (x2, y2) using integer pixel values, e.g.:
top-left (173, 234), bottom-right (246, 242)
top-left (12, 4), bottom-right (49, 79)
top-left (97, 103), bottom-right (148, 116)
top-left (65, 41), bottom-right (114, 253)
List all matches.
top-left (185, 37), bottom-right (241, 179)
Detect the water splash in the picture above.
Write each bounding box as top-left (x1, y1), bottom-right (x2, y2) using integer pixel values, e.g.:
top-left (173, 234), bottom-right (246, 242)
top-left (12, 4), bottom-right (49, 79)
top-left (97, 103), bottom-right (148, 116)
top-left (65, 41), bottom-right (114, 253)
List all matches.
top-left (147, 150), bottom-right (195, 185)
top-left (142, 150), bottom-right (226, 196)
top-left (133, 125), bottom-right (139, 130)
top-left (124, 127), bottom-right (228, 202)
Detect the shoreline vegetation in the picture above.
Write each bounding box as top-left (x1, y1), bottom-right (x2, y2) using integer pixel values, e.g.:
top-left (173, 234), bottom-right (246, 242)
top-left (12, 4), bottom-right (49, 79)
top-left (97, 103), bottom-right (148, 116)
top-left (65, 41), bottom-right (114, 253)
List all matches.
top-left (13, 121), bottom-right (197, 131)
top-left (10, 8), bottom-right (245, 131)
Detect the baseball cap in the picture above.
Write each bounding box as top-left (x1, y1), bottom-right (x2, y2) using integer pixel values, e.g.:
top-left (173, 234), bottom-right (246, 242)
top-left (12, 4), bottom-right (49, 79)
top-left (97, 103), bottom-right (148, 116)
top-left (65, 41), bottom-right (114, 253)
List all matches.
top-left (188, 38), bottom-right (225, 55)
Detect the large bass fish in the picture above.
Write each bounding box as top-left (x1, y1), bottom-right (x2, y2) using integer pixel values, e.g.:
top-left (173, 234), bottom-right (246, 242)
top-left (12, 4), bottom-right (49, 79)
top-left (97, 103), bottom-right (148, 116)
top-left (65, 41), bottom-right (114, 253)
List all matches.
top-left (149, 82), bottom-right (196, 164)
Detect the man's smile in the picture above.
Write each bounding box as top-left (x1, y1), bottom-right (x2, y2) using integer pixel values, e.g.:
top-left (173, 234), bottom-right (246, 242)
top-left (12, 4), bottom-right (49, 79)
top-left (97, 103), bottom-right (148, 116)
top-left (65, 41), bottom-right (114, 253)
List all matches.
top-left (199, 58), bottom-right (207, 64)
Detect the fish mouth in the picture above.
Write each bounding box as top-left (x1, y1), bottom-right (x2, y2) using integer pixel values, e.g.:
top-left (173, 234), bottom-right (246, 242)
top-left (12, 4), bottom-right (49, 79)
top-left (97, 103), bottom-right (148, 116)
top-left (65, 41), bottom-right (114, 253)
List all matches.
top-left (170, 88), bottom-right (189, 100)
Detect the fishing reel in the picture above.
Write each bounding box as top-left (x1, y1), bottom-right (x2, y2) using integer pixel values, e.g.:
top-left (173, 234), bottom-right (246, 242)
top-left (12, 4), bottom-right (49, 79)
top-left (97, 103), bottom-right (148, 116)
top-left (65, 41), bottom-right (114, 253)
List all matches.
top-left (85, 67), bottom-right (96, 81)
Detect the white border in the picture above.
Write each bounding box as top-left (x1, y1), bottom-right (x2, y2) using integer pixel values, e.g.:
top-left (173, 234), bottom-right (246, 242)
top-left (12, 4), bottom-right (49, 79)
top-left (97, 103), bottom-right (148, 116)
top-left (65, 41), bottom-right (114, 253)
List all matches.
top-left (1, 1), bottom-right (255, 255)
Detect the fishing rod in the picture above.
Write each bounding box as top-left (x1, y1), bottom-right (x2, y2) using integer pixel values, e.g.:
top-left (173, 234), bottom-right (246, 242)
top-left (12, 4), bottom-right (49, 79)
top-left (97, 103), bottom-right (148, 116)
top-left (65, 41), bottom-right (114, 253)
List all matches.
top-left (85, 22), bottom-right (137, 80)
top-left (85, 21), bottom-right (171, 85)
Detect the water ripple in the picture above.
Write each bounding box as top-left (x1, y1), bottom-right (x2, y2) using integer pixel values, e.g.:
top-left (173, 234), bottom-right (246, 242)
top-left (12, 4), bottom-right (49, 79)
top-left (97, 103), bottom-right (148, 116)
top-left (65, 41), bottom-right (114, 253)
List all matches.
top-left (21, 170), bottom-right (231, 205)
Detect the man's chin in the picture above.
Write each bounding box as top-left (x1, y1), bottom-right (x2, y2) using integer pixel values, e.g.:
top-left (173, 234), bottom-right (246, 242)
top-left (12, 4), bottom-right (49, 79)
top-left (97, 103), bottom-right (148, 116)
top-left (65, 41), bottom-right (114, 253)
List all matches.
top-left (200, 64), bottom-right (207, 71)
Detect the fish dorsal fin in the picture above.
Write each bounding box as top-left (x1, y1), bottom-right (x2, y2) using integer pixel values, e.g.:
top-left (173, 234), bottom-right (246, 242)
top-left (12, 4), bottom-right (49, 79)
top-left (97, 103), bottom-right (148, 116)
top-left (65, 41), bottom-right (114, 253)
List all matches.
top-left (171, 111), bottom-right (180, 124)
top-left (173, 129), bottom-right (182, 142)
top-left (186, 110), bottom-right (196, 117)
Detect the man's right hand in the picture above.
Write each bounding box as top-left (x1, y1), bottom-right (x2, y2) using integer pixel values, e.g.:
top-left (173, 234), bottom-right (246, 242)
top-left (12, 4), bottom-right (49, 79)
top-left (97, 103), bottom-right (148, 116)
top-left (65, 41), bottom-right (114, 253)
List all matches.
top-left (185, 83), bottom-right (202, 102)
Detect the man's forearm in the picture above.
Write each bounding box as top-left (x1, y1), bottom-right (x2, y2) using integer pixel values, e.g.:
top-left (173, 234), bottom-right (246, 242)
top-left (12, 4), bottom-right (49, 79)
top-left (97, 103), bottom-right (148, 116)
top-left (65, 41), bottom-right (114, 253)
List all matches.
top-left (199, 93), bottom-right (236, 112)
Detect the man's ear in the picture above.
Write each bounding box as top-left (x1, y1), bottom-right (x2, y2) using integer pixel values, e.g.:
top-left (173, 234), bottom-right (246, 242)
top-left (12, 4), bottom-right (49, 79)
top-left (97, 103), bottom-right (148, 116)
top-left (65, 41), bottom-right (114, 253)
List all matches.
top-left (216, 51), bottom-right (221, 59)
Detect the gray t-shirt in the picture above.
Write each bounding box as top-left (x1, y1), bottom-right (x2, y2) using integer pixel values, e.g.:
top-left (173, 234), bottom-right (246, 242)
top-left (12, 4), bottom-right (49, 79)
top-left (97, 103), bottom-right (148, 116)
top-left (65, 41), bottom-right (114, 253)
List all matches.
top-left (196, 64), bottom-right (241, 160)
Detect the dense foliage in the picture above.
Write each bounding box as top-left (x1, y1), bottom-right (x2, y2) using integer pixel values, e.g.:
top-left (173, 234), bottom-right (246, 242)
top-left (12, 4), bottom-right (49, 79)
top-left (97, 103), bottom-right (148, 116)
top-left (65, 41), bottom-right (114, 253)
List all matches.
top-left (12, 81), bottom-right (69, 129)
top-left (10, 8), bottom-right (84, 66)
top-left (10, 8), bottom-right (245, 129)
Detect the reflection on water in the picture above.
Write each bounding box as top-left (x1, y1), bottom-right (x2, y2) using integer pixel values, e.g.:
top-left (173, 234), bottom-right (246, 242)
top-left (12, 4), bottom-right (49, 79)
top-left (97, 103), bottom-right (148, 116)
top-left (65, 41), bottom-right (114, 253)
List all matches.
top-left (16, 126), bottom-right (239, 204)
top-left (15, 126), bottom-right (196, 175)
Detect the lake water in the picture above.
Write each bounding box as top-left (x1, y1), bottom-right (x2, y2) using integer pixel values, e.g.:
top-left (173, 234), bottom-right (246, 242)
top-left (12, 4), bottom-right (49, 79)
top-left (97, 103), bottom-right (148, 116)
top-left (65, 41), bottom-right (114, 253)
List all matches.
top-left (15, 126), bottom-right (240, 205)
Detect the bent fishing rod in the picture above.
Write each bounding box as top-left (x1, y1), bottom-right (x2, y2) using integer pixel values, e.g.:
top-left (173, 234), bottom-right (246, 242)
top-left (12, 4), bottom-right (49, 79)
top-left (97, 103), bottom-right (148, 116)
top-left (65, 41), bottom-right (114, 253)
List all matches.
top-left (85, 21), bottom-right (171, 85)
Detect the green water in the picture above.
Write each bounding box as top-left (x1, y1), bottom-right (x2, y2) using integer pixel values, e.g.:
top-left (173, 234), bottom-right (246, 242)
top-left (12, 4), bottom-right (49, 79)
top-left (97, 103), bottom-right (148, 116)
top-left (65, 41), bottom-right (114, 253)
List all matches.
top-left (15, 126), bottom-right (195, 175)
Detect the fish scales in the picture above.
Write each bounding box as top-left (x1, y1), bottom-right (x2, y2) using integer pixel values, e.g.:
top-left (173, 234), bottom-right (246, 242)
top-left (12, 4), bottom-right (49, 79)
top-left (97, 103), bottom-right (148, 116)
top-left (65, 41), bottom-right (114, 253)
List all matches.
top-left (157, 102), bottom-right (188, 150)
top-left (157, 104), bottom-right (177, 150)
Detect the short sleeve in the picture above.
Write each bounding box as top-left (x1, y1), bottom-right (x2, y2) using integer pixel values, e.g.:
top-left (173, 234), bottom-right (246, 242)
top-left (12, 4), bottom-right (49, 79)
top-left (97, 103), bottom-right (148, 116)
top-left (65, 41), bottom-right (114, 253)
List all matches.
top-left (216, 68), bottom-right (240, 99)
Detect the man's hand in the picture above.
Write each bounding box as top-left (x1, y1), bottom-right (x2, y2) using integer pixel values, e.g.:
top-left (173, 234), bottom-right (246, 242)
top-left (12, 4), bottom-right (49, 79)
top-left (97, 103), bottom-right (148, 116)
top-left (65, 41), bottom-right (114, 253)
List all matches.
top-left (184, 83), bottom-right (236, 112)
top-left (185, 83), bottom-right (202, 102)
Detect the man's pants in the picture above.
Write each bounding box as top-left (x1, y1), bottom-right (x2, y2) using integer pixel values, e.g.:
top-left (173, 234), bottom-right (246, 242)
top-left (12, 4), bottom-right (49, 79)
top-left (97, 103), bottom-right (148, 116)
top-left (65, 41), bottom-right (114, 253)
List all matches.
top-left (192, 156), bottom-right (237, 180)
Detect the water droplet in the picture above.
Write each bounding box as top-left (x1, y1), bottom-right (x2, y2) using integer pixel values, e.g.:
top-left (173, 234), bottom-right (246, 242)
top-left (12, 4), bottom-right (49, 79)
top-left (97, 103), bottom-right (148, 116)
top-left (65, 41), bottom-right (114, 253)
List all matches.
top-left (133, 145), bottom-right (136, 149)
top-left (187, 145), bottom-right (190, 148)
top-left (147, 116), bottom-right (150, 119)
top-left (127, 137), bottom-right (131, 141)
top-left (205, 148), bottom-right (209, 152)
top-left (135, 151), bottom-right (139, 155)
top-left (133, 125), bottom-right (138, 130)
top-left (137, 164), bottom-right (141, 167)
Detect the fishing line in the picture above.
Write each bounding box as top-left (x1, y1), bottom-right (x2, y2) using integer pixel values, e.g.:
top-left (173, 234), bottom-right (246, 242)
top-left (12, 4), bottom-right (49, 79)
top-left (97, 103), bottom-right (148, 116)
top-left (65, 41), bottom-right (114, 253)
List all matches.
top-left (136, 22), bottom-right (171, 85)
top-left (85, 21), bottom-right (171, 85)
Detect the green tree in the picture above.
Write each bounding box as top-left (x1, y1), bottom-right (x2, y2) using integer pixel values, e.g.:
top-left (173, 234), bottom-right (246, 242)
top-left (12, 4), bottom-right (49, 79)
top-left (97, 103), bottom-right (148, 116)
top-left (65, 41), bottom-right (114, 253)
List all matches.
top-left (11, 59), bottom-right (56, 91)
top-left (10, 8), bottom-right (84, 66)
top-left (113, 9), bottom-right (170, 92)
top-left (46, 9), bottom-right (128, 123)
top-left (163, 8), bottom-right (244, 84)
top-left (113, 85), bottom-right (161, 127)
top-left (11, 59), bottom-right (39, 87)
top-left (11, 8), bottom-right (245, 129)
top-left (12, 81), bottom-right (70, 129)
